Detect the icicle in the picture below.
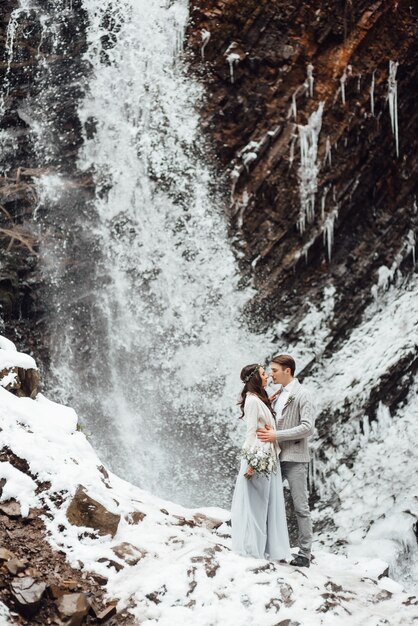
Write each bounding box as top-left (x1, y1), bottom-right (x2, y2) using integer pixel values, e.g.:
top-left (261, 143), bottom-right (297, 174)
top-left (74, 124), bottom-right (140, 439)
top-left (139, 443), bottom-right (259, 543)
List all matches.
top-left (200, 29), bottom-right (210, 60)
top-left (226, 53), bottom-right (240, 84)
top-left (321, 186), bottom-right (329, 219)
top-left (357, 73), bottom-right (362, 91)
top-left (297, 102), bottom-right (325, 228)
top-left (324, 136), bottom-right (332, 166)
top-left (406, 229), bottom-right (416, 265)
top-left (387, 60), bottom-right (399, 157)
top-left (291, 90), bottom-right (297, 120)
top-left (288, 133), bottom-right (297, 170)
top-left (340, 69), bottom-right (347, 104)
top-left (307, 63), bottom-right (314, 98)
top-left (322, 207), bottom-right (338, 261)
top-left (370, 70), bottom-right (376, 116)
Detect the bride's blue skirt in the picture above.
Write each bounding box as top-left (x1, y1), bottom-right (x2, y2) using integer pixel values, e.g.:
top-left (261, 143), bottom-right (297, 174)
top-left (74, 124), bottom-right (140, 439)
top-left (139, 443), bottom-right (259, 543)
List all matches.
top-left (231, 459), bottom-right (291, 560)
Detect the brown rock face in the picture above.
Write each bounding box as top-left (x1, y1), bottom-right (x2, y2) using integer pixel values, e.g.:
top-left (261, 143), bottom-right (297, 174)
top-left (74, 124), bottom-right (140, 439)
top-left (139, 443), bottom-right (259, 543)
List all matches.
top-left (55, 592), bottom-right (90, 626)
top-left (10, 576), bottom-right (46, 617)
top-left (186, 0), bottom-right (418, 347)
top-left (66, 485), bottom-right (120, 538)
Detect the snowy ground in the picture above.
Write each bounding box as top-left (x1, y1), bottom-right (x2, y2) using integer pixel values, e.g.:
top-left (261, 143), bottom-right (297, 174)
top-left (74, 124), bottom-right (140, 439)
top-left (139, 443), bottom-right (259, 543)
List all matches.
top-left (1, 340), bottom-right (417, 625)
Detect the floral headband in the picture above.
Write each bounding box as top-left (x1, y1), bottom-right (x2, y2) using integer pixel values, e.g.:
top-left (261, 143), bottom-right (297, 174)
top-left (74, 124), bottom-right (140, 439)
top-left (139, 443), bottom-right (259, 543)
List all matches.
top-left (243, 364), bottom-right (263, 384)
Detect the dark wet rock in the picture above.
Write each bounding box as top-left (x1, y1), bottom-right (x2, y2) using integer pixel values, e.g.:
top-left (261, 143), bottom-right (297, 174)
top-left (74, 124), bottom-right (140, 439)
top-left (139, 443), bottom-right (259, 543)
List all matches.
top-left (97, 558), bottom-right (124, 573)
top-left (66, 485), bottom-right (120, 538)
top-left (10, 576), bottom-right (46, 617)
top-left (55, 592), bottom-right (90, 626)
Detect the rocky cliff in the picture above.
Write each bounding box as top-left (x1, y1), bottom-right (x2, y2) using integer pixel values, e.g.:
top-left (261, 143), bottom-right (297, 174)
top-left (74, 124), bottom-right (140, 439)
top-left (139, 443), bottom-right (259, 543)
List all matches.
top-left (186, 0), bottom-right (417, 347)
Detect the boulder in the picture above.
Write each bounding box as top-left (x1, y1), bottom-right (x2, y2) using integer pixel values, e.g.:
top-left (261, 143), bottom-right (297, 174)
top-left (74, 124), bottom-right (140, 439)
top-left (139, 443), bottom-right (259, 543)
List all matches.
top-left (111, 542), bottom-right (146, 566)
top-left (192, 512), bottom-right (224, 530)
top-left (5, 557), bottom-right (28, 575)
top-left (126, 510), bottom-right (146, 524)
top-left (0, 548), bottom-right (15, 562)
top-left (56, 592), bottom-right (90, 626)
top-left (66, 486), bottom-right (120, 537)
top-left (0, 500), bottom-right (21, 518)
top-left (10, 576), bottom-right (46, 617)
top-left (16, 367), bottom-right (40, 399)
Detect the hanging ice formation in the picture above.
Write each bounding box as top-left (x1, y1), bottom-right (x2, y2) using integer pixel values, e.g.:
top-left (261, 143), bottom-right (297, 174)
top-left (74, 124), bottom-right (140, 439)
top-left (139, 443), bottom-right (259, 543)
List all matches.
top-left (297, 102), bottom-right (325, 232)
top-left (307, 63), bottom-right (314, 98)
top-left (324, 136), bottom-right (332, 166)
top-left (370, 70), bottom-right (376, 116)
top-left (387, 60), bottom-right (399, 157)
top-left (224, 42), bottom-right (243, 84)
top-left (323, 206), bottom-right (339, 261)
top-left (340, 69), bottom-right (347, 105)
top-left (200, 29), bottom-right (210, 60)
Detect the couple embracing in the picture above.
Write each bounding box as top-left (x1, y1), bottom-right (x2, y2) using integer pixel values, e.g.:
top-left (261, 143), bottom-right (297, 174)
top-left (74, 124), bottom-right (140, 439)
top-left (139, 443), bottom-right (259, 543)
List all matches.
top-left (231, 354), bottom-right (315, 568)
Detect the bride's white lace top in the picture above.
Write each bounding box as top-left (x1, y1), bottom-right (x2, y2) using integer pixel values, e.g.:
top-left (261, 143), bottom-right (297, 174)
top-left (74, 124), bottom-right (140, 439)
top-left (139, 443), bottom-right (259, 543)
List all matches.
top-left (243, 393), bottom-right (279, 458)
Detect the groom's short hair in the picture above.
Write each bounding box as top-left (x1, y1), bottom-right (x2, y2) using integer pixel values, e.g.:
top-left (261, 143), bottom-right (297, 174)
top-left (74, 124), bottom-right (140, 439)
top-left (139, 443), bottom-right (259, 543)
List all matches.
top-left (272, 354), bottom-right (295, 376)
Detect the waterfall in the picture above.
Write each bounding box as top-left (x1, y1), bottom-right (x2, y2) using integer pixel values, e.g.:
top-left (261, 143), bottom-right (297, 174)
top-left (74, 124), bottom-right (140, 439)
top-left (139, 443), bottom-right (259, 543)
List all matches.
top-left (14, 0), bottom-right (272, 506)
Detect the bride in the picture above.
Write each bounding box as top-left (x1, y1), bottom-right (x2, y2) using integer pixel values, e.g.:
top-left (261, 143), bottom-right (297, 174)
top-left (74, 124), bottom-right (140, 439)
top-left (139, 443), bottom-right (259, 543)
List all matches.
top-left (231, 363), bottom-right (290, 560)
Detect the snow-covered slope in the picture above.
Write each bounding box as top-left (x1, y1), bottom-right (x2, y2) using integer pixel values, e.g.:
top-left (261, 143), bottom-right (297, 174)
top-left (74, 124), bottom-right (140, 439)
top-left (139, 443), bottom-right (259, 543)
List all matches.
top-left (1, 339), bottom-right (417, 625)
top-left (283, 272), bottom-right (418, 594)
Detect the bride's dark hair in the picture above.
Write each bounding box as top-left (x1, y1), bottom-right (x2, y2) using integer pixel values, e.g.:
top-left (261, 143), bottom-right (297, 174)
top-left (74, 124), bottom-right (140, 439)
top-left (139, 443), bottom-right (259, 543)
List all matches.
top-left (238, 363), bottom-right (275, 419)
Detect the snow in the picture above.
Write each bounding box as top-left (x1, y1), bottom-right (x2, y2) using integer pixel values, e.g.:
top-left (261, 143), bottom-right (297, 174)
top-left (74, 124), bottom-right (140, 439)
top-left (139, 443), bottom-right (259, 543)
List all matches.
top-left (1, 346), bottom-right (417, 625)
top-left (0, 346), bottom-right (37, 371)
top-left (0, 462), bottom-right (38, 517)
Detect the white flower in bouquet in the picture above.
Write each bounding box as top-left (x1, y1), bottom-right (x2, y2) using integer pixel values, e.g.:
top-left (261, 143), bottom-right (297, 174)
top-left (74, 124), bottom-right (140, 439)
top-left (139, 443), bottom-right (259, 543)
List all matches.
top-left (241, 444), bottom-right (277, 480)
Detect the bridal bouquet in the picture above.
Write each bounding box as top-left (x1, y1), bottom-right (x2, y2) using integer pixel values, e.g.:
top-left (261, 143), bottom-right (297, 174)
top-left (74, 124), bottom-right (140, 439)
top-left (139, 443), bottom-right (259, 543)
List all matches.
top-left (241, 445), bottom-right (277, 480)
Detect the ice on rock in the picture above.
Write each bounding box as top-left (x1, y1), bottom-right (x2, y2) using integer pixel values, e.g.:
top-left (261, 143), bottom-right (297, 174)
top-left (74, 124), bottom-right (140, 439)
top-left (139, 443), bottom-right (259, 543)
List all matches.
top-left (340, 69), bottom-right (347, 105)
top-left (324, 135), bottom-right (332, 166)
top-left (322, 206), bottom-right (338, 261)
top-left (297, 102), bottom-right (324, 231)
top-left (387, 60), bottom-right (399, 157)
top-left (370, 70), bottom-right (376, 116)
top-left (224, 44), bottom-right (243, 84)
top-left (307, 63), bottom-right (314, 98)
top-left (200, 29), bottom-right (210, 60)
top-left (406, 229), bottom-right (416, 265)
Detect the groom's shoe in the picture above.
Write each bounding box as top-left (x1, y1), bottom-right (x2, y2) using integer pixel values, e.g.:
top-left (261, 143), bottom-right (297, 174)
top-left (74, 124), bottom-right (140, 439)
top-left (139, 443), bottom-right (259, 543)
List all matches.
top-left (290, 554), bottom-right (310, 568)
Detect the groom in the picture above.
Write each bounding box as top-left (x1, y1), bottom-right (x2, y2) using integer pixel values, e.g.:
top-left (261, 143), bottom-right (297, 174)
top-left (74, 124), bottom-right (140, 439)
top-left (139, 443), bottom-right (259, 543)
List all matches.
top-left (257, 354), bottom-right (315, 568)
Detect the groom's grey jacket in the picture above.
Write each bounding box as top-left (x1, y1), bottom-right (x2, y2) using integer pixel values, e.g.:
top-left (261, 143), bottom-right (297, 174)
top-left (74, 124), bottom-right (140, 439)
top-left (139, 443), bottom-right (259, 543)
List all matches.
top-left (273, 378), bottom-right (315, 463)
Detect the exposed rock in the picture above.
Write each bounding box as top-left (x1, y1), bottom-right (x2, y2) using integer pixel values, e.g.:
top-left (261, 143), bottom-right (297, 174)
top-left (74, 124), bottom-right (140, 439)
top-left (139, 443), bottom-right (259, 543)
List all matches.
top-left (90, 600), bottom-right (118, 623)
top-left (55, 592), bottom-right (90, 626)
top-left (126, 510), bottom-right (146, 524)
top-left (111, 542), bottom-right (146, 566)
top-left (186, 0), bottom-right (418, 410)
top-left (10, 576), bottom-right (46, 617)
top-left (0, 548), bottom-right (15, 562)
top-left (5, 557), bottom-right (28, 575)
top-left (97, 557), bottom-right (124, 573)
top-left (66, 485), bottom-right (120, 537)
top-left (0, 500), bottom-right (21, 518)
top-left (192, 512), bottom-right (224, 530)
top-left (16, 367), bottom-right (40, 398)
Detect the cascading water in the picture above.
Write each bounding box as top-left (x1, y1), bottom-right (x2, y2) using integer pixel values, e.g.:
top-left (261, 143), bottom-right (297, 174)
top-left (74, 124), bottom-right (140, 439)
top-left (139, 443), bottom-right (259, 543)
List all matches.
top-left (21, 0), bottom-right (272, 506)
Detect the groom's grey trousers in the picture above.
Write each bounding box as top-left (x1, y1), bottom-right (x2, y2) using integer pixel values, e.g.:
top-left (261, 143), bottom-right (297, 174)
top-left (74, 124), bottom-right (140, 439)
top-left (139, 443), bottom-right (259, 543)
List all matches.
top-left (280, 461), bottom-right (312, 558)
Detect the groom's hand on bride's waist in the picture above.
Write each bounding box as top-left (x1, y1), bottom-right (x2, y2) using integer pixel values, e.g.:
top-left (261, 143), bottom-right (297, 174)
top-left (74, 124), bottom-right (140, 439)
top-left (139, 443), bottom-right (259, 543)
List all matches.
top-left (257, 425), bottom-right (277, 443)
